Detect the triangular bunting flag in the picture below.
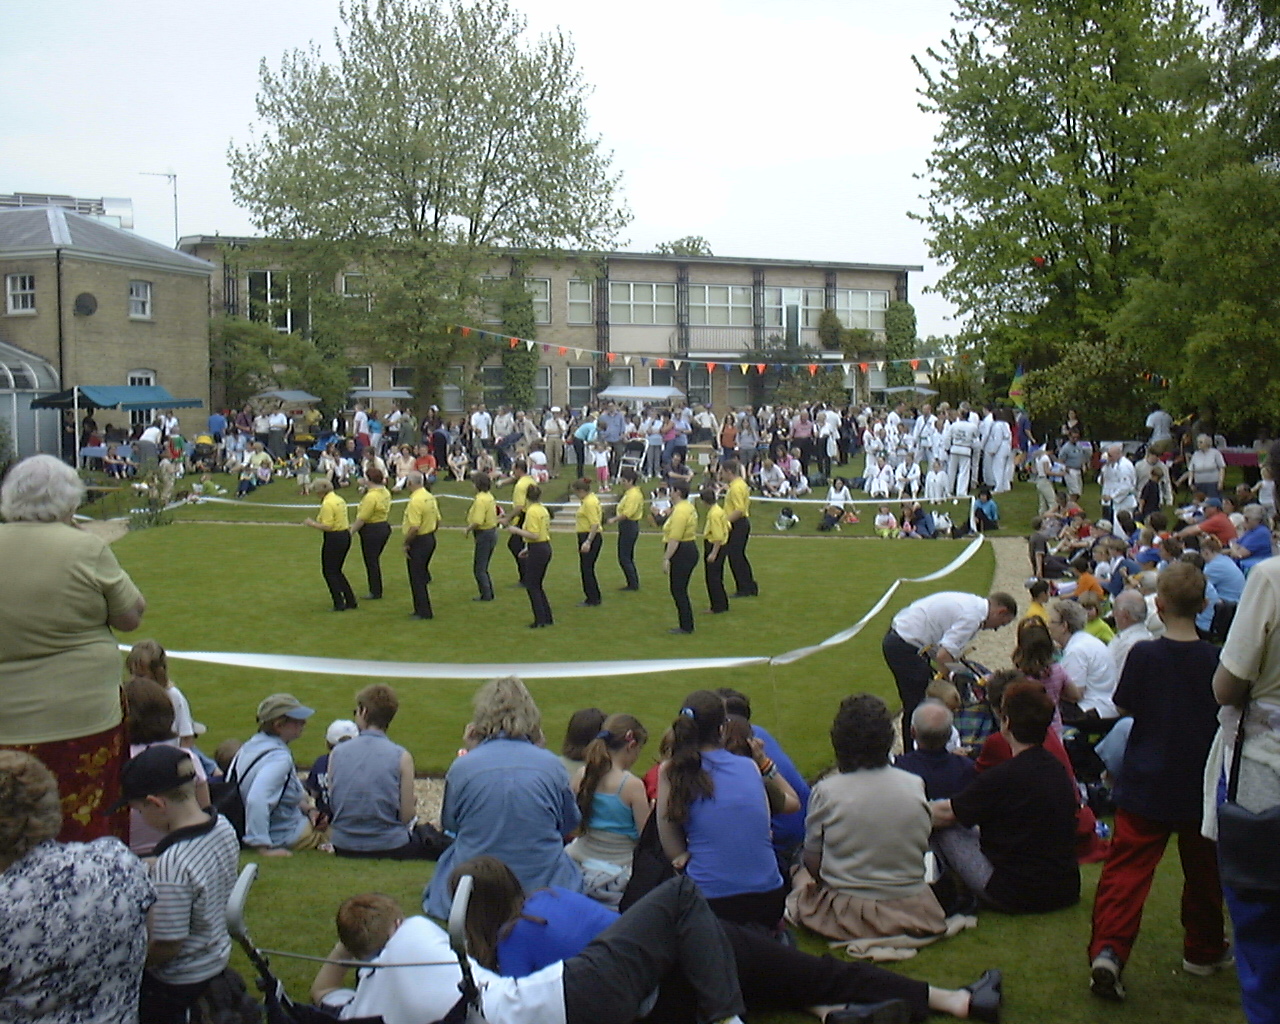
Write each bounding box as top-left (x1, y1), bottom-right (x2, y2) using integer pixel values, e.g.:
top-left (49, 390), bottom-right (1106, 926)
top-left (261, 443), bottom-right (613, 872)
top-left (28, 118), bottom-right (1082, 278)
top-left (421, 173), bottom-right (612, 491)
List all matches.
top-left (859, 363), bottom-right (869, 373)
top-left (842, 363), bottom-right (851, 374)
top-left (673, 359), bottom-right (683, 370)
top-left (461, 327), bottom-right (471, 338)
top-left (807, 364), bottom-right (818, 376)
top-left (606, 351), bottom-right (617, 363)
top-left (558, 346), bottom-right (567, 357)
top-left (740, 363), bottom-right (750, 374)
top-left (624, 355), bottom-right (632, 365)
top-left (541, 343), bottom-right (550, 353)
top-left (657, 358), bottom-right (667, 369)
top-left (508, 337), bottom-right (518, 349)
top-left (706, 362), bottom-right (716, 372)
top-left (640, 357), bottom-right (648, 366)
top-left (524, 339), bottom-right (534, 351)
top-left (911, 359), bottom-right (919, 370)
top-left (757, 363), bottom-right (766, 374)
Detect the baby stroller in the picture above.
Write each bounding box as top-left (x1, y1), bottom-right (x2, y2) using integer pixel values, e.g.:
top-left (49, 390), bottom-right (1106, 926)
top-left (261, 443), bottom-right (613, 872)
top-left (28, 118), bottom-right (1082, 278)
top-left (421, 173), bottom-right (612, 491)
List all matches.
top-left (226, 865), bottom-right (486, 1024)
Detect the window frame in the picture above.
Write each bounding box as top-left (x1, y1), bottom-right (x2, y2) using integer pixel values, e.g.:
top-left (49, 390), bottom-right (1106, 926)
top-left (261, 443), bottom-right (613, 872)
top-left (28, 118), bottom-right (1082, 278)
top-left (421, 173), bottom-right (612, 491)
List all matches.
top-left (480, 365), bottom-right (505, 408)
top-left (687, 283), bottom-right (753, 327)
top-left (687, 366), bottom-right (711, 406)
top-left (441, 365), bottom-right (465, 413)
top-left (348, 365), bottom-right (372, 390)
top-left (567, 365), bottom-right (594, 410)
top-left (483, 276), bottom-right (552, 325)
top-left (608, 281), bottom-right (677, 325)
top-left (390, 365), bottom-right (416, 389)
top-left (127, 369), bottom-right (156, 429)
top-left (834, 289), bottom-right (890, 331)
top-left (567, 279), bottom-right (594, 324)
top-left (533, 365), bottom-right (551, 409)
top-left (128, 280), bottom-right (153, 320)
top-left (5, 273), bottom-right (36, 315)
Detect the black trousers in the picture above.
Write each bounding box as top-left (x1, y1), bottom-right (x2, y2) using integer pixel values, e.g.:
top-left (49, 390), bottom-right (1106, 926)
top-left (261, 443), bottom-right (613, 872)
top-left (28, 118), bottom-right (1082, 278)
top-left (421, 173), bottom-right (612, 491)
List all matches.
top-left (617, 518), bottom-right (640, 589)
top-left (508, 530), bottom-right (527, 585)
top-left (573, 436), bottom-right (586, 477)
top-left (726, 517), bottom-right (758, 596)
top-left (321, 531), bottom-right (357, 610)
top-left (704, 540), bottom-right (729, 613)
top-left (359, 521), bottom-right (391, 597)
top-left (577, 531), bottom-right (602, 604)
top-left (139, 972), bottom-right (211, 1024)
top-left (882, 629), bottom-right (933, 752)
top-left (668, 540), bottom-right (698, 632)
top-left (524, 541), bottom-right (553, 625)
top-left (562, 876), bottom-right (744, 1024)
top-left (406, 532), bottom-right (436, 618)
top-left (472, 527), bottom-right (496, 600)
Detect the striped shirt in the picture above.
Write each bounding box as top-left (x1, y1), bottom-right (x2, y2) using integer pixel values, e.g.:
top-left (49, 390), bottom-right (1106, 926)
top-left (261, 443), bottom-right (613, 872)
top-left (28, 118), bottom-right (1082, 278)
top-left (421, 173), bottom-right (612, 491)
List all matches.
top-left (147, 813), bottom-right (240, 985)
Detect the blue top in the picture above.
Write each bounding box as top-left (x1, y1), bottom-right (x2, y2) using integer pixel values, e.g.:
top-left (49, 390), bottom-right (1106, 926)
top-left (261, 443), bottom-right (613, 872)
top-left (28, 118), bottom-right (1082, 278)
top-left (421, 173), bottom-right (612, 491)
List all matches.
top-left (974, 498), bottom-right (999, 521)
top-left (895, 747), bottom-right (978, 801)
top-left (573, 421), bottom-right (597, 443)
top-left (328, 729), bottom-right (410, 852)
top-left (207, 412), bottom-right (227, 435)
top-left (598, 410), bottom-right (626, 443)
top-left (1235, 524), bottom-right (1274, 571)
top-left (422, 738), bottom-right (581, 919)
top-left (1196, 576), bottom-right (1223, 634)
top-left (752, 725), bottom-right (810, 850)
top-left (685, 748), bottom-right (782, 899)
top-left (1205, 553), bottom-right (1246, 604)
top-left (232, 732), bottom-right (308, 850)
top-left (588, 779), bottom-right (638, 839)
top-left (1105, 557), bottom-right (1142, 597)
top-left (497, 888), bottom-right (617, 978)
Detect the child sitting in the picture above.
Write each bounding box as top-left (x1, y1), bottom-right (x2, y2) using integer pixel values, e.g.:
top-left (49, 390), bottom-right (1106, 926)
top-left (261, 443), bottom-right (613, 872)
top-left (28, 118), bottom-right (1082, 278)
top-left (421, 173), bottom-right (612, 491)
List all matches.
top-left (649, 485), bottom-right (672, 527)
top-left (874, 504), bottom-right (899, 538)
top-left (973, 488), bottom-right (1000, 532)
top-left (104, 443), bottom-right (132, 479)
top-left (236, 463), bottom-right (256, 496)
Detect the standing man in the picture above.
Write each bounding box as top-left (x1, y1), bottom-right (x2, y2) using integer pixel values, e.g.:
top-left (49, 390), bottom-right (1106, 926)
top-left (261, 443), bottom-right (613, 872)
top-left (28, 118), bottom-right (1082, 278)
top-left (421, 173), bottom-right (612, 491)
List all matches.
top-left (352, 403), bottom-right (370, 455)
top-left (469, 404), bottom-right (492, 456)
top-left (350, 467), bottom-right (392, 600)
top-left (573, 478), bottom-right (603, 607)
top-left (1032, 443), bottom-right (1058, 514)
top-left (465, 471), bottom-right (498, 602)
top-left (1100, 444), bottom-right (1138, 523)
top-left (305, 480), bottom-right (357, 612)
top-left (207, 407), bottom-right (227, 445)
top-left (609, 466), bottom-right (644, 591)
top-left (543, 407), bottom-right (566, 477)
top-left (599, 401), bottom-right (627, 473)
top-left (662, 481), bottom-right (699, 634)
top-left (267, 406), bottom-right (289, 459)
top-left (720, 458), bottom-right (758, 597)
top-left (401, 471), bottom-right (439, 620)
top-left (882, 591), bottom-right (1018, 751)
top-left (700, 484), bottom-right (729, 615)
top-left (1059, 430), bottom-right (1088, 500)
top-left (506, 459), bottom-right (532, 587)
top-left (947, 411), bottom-right (979, 497)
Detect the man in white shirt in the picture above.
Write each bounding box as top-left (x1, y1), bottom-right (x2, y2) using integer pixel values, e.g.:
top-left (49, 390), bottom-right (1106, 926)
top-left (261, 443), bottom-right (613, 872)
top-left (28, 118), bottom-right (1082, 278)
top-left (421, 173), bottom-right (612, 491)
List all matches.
top-left (1048, 600), bottom-right (1119, 720)
top-left (267, 408), bottom-right (289, 459)
top-left (947, 414), bottom-right (979, 497)
top-left (469, 405), bottom-right (492, 450)
top-left (883, 591), bottom-right (1019, 751)
top-left (1032, 444), bottom-right (1057, 513)
top-left (1099, 445), bottom-right (1138, 520)
top-left (1144, 404), bottom-right (1174, 454)
top-left (1108, 589), bottom-right (1154, 678)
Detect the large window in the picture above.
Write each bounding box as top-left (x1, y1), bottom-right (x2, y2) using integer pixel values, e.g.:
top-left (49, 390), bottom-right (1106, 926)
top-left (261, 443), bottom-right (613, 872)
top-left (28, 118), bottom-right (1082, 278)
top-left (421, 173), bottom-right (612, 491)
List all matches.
top-left (834, 289), bottom-right (890, 331)
top-left (128, 280), bottom-right (152, 319)
top-left (247, 270), bottom-right (309, 334)
top-left (608, 367), bottom-right (633, 388)
top-left (567, 280), bottom-right (593, 323)
top-left (6, 274), bottom-right (35, 314)
top-left (533, 365), bottom-right (551, 409)
top-left (609, 281), bottom-right (676, 325)
top-left (442, 365), bottom-right (465, 413)
top-left (127, 369), bottom-right (156, 429)
top-left (688, 284), bottom-right (753, 327)
top-left (567, 365), bottom-right (593, 410)
top-left (651, 367), bottom-right (673, 387)
top-left (483, 277), bottom-right (551, 325)
top-left (391, 366), bottom-right (416, 389)
top-left (481, 365), bottom-right (505, 407)
top-left (763, 287), bottom-right (825, 329)
top-left (348, 365), bottom-right (372, 390)
top-left (342, 273), bottom-right (371, 311)
top-left (687, 366), bottom-right (711, 406)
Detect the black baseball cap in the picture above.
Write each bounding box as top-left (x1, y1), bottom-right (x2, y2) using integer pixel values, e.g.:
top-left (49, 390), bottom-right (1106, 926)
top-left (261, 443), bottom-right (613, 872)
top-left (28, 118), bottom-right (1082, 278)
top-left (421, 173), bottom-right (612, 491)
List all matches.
top-left (110, 744), bottom-right (196, 811)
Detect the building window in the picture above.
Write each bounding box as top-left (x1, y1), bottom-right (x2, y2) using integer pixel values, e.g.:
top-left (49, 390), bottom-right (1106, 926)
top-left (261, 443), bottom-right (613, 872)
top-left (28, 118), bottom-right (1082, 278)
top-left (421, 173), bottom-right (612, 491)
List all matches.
top-left (608, 367), bottom-right (633, 388)
top-left (348, 365), bottom-right (372, 390)
top-left (442, 365), bottom-right (465, 413)
top-left (128, 280), bottom-right (152, 319)
top-left (481, 365), bottom-right (505, 407)
top-left (651, 367), bottom-right (673, 387)
top-left (483, 277), bottom-right (551, 325)
top-left (568, 280), bottom-right (593, 323)
top-left (247, 270), bottom-right (310, 334)
top-left (6, 274), bottom-right (35, 314)
top-left (834, 289), bottom-right (890, 331)
top-left (763, 287), bottom-right (826, 329)
top-left (342, 273), bottom-right (371, 311)
top-left (609, 281), bottom-right (676, 325)
top-left (127, 369), bottom-right (156, 429)
top-left (391, 366), bottom-right (416, 389)
top-left (567, 365), bottom-right (593, 410)
top-left (687, 366), bottom-right (711, 406)
top-left (688, 284), bottom-right (752, 327)
top-left (533, 365), bottom-right (551, 409)
top-left (726, 370), bottom-right (750, 409)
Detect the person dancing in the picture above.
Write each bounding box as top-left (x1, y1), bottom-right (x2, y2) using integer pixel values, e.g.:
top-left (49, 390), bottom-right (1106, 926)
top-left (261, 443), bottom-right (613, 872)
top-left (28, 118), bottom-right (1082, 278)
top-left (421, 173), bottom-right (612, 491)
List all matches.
top-left (506, 484), bottom-right (553, 628)
top-left (720, 459), bottom-right (758, 598)
top-left (609, 466), bottom-right (644, 591)
top-left (663, 482), bottom-right (699, 634)
top-left (573, 478), bottom-right (603, 607)
top-left (465, 471), bottom-right (498, 602)
top-left (401, 471), bottom-right (439, 621)
top-left (350, 466), bottom-right (391, 599)
top-left (507, 459), bottom-right (532, 588)
top-left (700, 484), bottom-right (730, 614)
top-left (305, 479), bottom-right (356, 611)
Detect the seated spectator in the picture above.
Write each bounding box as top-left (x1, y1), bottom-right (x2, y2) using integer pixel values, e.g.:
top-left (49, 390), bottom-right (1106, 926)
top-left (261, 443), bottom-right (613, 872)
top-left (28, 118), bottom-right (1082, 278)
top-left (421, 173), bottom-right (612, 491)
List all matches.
top-left (973, 488), bottom-right (999, 532)
top-left (1012, 619), bottom-right (1081, 734)
top-left (874, 505), bottom-right (899, 538)
top-left (895, 700), bottom-right (978, 800)
top-left (896, 453), bottom-right (922, 499)
top-left (558, 707), bottom-right (606, 776)
top-left (930, 681), bottom-right (1082, 913)
top-left (422, 676), bottom-right (582, 919)
top-left (446, 442), bottom-right (470, 481)
top-left (329, 684), bottom-right (443, 860)
top-left (1098, 536), bottom-right (1142, 598)
top-left (666, 450), bottom-right (694, 489)
top-left (1176, 496), bottom-right (1237, 546)
top-left (1023, 578), bottom-right (1051, 624)
top-left (781, 448), bottom-right (810, 496)
top-left (1072, 558), bottom-right (1106, 602)
top-left (444, 856), bottom-right (1004, 1024)
top-left (391, 444), bottom-right (418, 489)
top-left (869, 456), bottom-right (895, 498)
top-left (1108, 590), bottom-right (1154, 678)
top-left (1228, 503), bottom-right (1274, 573)
top-left (104, 443), bottom-right (133, 479)
top-left (230, 694), bottom-right (327, 857)
top-left (118, 745), bottom-right (239, 1024)
top-left (649, 484), bottom-right (673, 527)
top-left (1029, 517), bottom-right (1071, 578)
top-left (1077, 591), bottom-right (1115, 643)
top-left (1049, 601), bottom-right (1120, 724)
top-left (900, 501), bottom-right (935, 539)
top-left (758, 458), bottom-right (788, 497)
top-left (304, 719), bottom-right (358, 822)
top-left (0, 752), bottom-right (156, 1024)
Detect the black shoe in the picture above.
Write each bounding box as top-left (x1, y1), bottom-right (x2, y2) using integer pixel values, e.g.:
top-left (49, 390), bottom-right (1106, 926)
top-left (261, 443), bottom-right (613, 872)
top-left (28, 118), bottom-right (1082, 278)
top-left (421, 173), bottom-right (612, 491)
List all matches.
top-left (472, 596), bottom-right (493, 602)
top-left (332, 606), bottom-right (347, 612)
top-left (668, 627), bottom-right (693, 634)
top-left (364, 594), bottom-right (382, 600)
top-left (345, 603), bottom-right (358, 610)
top-left (964, 968), bottom-right (1003, 1022)
top-left (577, 600), bottom-right (601, 607)
top-left (619, 585), bottom-right (639, 591)
top-left (528, 622), bottom-right (542, 629)
top-left (410, 613), bottom-right (433, 620)
top-left (823, 1000), bottom-right (912, 1024)
top-left (732, 590), bottom-right (758, 598)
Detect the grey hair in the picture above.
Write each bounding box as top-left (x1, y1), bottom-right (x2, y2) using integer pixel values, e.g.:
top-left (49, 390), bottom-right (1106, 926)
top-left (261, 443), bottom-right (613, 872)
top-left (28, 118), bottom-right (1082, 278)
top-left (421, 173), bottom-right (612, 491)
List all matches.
top-left (1, 454), bottom-right (85, 523)
top-left (1137, 570), bottom-right (1159, 594)
top-left (1055, 600), bottom-right (1087, 633)
top-left (910, 700), bottom-right (953, 751)
top-left (469, 676), bottom-right (543, 744)
top-left (1114, 589), bottom-right (1147, 625)
top-left (405, 470), bottom-right (424, 489)
top-left (1243, 503), bottom-right (1268, 524)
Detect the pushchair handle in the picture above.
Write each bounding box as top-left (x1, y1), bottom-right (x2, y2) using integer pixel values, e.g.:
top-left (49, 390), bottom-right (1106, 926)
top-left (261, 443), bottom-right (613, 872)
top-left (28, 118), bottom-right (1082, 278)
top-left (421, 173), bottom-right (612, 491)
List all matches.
top-left (227, 863), bottom-right (259, 945)
top-left (448, 875), bottom-right (473, 960)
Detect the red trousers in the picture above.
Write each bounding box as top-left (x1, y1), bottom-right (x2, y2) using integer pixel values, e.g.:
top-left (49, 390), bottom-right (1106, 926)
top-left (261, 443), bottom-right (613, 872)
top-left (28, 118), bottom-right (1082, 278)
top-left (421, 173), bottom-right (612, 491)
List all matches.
top-left (1089, 806), bottom-right (1225, 966)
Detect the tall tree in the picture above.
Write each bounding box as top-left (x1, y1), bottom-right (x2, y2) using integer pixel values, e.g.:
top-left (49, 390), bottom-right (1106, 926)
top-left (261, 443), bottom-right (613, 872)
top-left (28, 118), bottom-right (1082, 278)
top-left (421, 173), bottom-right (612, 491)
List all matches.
top-left (229, 0), bottom-right (628, 410)
top-left (883, 301), bottom-right (918, 388)
top-left (913, 0), bottom-right (1210, 379)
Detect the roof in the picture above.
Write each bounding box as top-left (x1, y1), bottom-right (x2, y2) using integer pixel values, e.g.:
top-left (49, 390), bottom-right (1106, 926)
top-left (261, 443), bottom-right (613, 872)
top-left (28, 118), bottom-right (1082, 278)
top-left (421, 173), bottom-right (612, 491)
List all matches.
top-left (31, 385), bottom-right (203, 411)
top-left (254, 389), bottom-right (320, 403)
top-left (1, 208), bottom-right (213, 277)
top-left (597, 385), bottom-right (686, 402)
top-left (0, 339), bottom-right (58, 392)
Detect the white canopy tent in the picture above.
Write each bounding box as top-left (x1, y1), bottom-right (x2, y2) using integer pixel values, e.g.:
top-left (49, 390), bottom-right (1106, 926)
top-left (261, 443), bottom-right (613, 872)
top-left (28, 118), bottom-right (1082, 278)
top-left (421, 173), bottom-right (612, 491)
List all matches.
top-left (596, 385), bottom-right (686, 404)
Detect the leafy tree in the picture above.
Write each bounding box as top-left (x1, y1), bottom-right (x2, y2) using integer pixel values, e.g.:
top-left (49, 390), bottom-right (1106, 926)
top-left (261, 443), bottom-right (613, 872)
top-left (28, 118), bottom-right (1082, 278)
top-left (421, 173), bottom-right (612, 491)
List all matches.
top-left (499, 279), bottom-right (539, 410)
top-left (816, 308), bottom-right (846, 352)
top-left (1022, 337), bottom-right (1158, 438)
top-left (210, 316), bottom-right (349, 413)
top-left (773, 369), bottom-right (849, 409)
top-left (913, 0), bottom-right (1211, 375)
top-left (884, 301), bottom-right (917, 388)
top-left (654, 236), bottom-right (713, 256)
top-left (229, 0), bottom-right (627, 412)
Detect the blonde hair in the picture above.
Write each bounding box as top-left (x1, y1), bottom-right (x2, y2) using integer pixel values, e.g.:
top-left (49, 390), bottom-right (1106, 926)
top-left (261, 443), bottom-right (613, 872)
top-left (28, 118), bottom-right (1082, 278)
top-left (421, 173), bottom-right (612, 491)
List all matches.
top-left (337, 893), bottom-right (403, 961)
top-left (0, 752), bottom-right (62, 860)
top-left (126, 639), bottom-right (169, 688)
top-left (469, 676), bottom-right (543, 744)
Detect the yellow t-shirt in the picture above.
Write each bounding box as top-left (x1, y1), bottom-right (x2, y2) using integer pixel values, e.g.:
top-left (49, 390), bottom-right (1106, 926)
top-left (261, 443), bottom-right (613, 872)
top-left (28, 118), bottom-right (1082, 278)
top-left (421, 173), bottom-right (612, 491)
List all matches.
top-left (1024, 600), bottom-right (1048, 624)
top-left (317, 491), bottom-right (349, 531)
top-left (356, 485), bottom-right (391, 524)
top-left (523, 503), bottom-right (551, 542)
top-left (511, 475), bottom-right (533, 512)
top-left (616, 485), bottom-right (644, 521)
top-left (404, 487), bottom-right (440, 535)
top-left (724, 477), bottom-right (750, 519)
top-left (575, 492), bottom-right (602, 533)
top-left (467, 491), bottom-right (498, 530)
top-left (664, 499), bottom-right (698, 543)
top-left (703, 503), bottom-right (730, 546)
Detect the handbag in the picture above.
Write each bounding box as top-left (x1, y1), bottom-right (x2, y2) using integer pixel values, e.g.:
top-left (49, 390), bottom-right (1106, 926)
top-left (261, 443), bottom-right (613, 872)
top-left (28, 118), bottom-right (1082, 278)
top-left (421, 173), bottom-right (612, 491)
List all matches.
top-left (1216, 701), bottom-right (1280, 902)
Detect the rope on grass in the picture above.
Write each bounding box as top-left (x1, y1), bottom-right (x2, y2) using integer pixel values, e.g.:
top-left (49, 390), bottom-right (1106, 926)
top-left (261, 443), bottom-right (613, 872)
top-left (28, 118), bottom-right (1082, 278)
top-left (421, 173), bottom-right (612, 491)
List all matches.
top-left (128, 537), bottom-right (986, 680)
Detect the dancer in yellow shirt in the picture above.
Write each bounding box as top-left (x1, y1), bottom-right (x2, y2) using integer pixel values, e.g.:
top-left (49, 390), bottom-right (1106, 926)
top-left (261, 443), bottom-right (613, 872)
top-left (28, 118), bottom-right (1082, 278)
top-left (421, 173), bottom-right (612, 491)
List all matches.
top-left (573, 479), bottom-right (603, 606)
top-left (608, 466), bottom-right (644, 591)
top-left (720, 458), bottom-right (759, 598)
top-left (506, 484), bottom-right (553, 627)
top-left (350, 467), bottom-right (392, 599)
top-left (402, 471), bottom-right (440, 619)
top-left (508, 460), bottom-right (532, 588)
top-left (700, 485), bottom-right (730, 614)
top-left (465, 471), bottom-right (498, 602)
top-left (662, 482), bottom-right (699, 633)
top-left (304, 479), bottom-right (357, 611)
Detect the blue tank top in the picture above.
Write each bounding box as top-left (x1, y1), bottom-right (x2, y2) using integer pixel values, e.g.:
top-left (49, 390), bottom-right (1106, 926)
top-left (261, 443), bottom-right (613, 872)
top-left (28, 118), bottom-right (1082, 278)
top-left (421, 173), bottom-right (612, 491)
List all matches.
top-left (685, 748), bottom-right (782, 899)
top-left (588, 778), bottom-right (639, 839)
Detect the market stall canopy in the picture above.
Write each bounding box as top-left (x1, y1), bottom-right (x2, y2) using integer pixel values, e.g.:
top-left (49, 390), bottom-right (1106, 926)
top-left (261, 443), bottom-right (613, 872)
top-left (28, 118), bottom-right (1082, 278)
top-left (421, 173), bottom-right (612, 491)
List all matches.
top-left (353, 389), bottom-right (413, 400)
top-left (31, 385), bottom-right (203, 410)
top-left (253, 389), bottom-right (321, 404)
top-left (596, 385), bottom-right (687, 403)
top-left (879, 385), bottom-right (939, 397)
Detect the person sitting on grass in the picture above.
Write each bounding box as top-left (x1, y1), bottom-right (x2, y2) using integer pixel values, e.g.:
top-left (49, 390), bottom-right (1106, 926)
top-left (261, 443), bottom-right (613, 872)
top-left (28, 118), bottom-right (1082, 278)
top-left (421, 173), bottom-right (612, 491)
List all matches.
top-left (973, 488), bottom-right (999, 532)
top-left (1076, 591), bottom-right (1115, 643)
top-left (649, 484), bottom-right (673, 527)
top-left (1023, 578), bottom-right (1052, 624)
top-left (758, 458), bottom-right (788, 497)
top-left (874, 505), bottom-right (899, 539)
top-left (440, 855), bottom-right (1004, 1024)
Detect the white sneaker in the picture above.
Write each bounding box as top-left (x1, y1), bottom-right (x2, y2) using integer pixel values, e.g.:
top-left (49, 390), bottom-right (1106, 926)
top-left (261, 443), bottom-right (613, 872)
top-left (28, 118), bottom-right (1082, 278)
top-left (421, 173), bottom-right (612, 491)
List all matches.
top-left (1090, 948), bottom-right (1126, 1001)
top-left (1183, 949), bottom-right (1235, 976)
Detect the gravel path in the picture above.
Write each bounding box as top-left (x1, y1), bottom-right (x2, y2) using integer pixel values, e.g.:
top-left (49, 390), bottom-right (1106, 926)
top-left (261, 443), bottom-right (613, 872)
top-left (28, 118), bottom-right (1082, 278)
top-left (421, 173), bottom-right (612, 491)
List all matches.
top-left (965, 535), bottom-right (1029, 673)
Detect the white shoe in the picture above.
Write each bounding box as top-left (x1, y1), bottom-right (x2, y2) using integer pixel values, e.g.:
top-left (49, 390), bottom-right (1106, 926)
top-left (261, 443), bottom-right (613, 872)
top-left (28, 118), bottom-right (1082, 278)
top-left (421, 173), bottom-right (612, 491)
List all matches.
top-left (1183, 949), bottom-right (1234, 976)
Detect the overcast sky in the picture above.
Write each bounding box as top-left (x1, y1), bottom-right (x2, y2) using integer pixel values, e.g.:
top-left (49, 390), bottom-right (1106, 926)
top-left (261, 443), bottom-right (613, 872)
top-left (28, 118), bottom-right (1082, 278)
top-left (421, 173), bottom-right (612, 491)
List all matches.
top-left (2, 0), bottom-right (960, 337)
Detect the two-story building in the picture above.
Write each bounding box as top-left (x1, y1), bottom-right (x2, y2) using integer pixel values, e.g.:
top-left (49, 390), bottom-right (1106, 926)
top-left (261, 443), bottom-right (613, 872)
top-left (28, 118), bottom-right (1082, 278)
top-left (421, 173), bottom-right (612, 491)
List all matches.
top-left (179, 235), bottom-right (919, 414)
